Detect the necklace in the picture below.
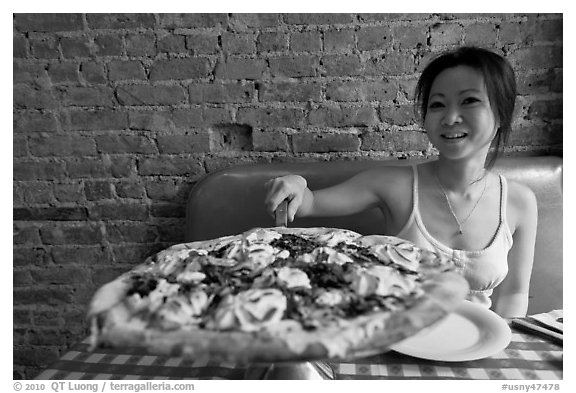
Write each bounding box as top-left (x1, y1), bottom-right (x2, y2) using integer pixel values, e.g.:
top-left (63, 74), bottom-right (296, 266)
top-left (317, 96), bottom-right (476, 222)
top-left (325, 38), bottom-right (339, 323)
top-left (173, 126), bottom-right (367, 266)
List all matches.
top-left (435, 168), bottom-right (488, 235)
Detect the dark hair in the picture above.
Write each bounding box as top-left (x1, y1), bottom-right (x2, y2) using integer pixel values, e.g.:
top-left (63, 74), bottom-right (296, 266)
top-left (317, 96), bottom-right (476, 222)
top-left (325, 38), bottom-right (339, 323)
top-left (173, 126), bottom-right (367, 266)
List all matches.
top-left (414, 46), bottom-right (517, 168)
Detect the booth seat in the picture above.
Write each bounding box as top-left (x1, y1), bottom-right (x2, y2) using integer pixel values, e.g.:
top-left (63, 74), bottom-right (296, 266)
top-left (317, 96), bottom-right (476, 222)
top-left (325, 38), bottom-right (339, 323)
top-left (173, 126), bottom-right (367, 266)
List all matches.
top-left (185, 156), bottom-right (563, 315)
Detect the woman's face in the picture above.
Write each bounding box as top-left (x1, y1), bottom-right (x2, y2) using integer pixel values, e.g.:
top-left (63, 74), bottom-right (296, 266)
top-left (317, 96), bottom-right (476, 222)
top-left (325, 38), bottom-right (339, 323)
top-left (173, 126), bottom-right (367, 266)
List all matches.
top-left (424, 65), bottom-right (500, 162)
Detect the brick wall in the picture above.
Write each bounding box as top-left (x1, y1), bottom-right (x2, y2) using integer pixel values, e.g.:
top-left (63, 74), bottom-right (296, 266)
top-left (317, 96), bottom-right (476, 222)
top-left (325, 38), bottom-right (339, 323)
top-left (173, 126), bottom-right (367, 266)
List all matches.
top-left (13, 13), bottom-right (562, 379)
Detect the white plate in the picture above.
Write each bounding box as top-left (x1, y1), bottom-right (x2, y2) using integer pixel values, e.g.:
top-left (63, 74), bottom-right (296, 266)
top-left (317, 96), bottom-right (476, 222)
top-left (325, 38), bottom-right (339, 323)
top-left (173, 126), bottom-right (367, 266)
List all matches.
top-left (391, 301), bottom-right (511, 362)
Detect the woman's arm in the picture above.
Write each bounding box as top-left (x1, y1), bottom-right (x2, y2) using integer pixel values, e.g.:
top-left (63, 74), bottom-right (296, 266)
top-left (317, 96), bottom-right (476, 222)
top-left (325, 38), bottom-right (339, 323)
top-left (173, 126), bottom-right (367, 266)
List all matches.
top-left (265, 166), bottom-right (409, 222)
top-left (493, 182), bottom-right (538, 318)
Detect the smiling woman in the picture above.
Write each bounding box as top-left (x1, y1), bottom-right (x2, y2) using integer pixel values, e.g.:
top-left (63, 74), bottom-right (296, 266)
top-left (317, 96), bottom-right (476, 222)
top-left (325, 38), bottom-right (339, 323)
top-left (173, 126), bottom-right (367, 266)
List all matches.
top-left (265, 46), bottom-right (538, 319)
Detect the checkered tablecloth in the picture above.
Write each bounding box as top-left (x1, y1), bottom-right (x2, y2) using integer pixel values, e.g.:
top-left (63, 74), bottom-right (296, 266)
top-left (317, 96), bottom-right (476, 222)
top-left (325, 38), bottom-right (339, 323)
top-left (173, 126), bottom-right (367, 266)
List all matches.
top-left (35, 327), bottom-right (562, 380)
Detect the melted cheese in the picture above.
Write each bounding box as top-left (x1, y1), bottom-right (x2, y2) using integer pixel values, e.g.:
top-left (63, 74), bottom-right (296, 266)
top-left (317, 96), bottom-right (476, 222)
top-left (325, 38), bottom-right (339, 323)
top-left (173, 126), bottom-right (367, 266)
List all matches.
top-left (277, 267), bottom-right (311, 289)
top-left (311, 247), bottom-right (354, 265)
top-left (315, 290), bottom-right (345, 307)
top-left (211, 289), bottom-right (287, 332)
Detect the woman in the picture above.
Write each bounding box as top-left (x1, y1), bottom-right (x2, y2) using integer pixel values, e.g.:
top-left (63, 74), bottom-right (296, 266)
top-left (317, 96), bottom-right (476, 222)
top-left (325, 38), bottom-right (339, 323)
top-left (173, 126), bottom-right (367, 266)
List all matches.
top-left (264, 47), bottom-right (537, 318)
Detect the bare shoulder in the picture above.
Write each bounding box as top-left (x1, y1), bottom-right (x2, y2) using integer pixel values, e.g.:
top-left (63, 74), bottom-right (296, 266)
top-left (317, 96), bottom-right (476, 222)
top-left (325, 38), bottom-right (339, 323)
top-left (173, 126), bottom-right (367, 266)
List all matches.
top-left (505, 178), bottom-right (538, 230)
top-left (506, 178), bottom-right (537, 210)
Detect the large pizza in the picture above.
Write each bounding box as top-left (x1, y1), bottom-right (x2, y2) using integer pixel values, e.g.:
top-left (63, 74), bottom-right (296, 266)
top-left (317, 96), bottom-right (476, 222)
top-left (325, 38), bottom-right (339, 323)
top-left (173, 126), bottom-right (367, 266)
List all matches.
top-left (88, 227), bottom-right (469, 363)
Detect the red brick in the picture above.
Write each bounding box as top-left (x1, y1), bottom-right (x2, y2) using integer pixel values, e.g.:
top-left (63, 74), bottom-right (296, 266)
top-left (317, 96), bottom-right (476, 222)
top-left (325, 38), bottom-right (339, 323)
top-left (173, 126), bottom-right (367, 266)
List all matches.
top-left (231, 13), bottom-right (280, 28)
top-left (94, 34), bottom-right (123, 56)
top-left (269, 55), bottom-right (319, 77)
top-left (257, 32), bottom-right (288, 52)
top-left (203, 107), bottom-right (234, 125)
top-left (361, 130), bottom-right (429, 151)
top-left (60, 36), bottom-right (91, 58)
top-left (108, 60), bottom-right (147, 81)
top-left (322, 54), bottom-right (363, 76)
top-left (13, 135), bottom-right (28, 157)
top-left (209, 125), bottom-right (253, 152)
top-left (13, 111), bottom-right (59, 133)
top-left (534, 18), bottom-right (562, 43)
top-left (430, 22), bottom-right (463, 46)
top-left (215, 58), bottom-right (267, 80)
top-left (95, 135), bottom-right (157, 154)
top-left (13, 160), bottom-right (66, 180)
top-left (253, 128), bottom-right (290, 152)
top-left (150, 202), bottom-right (186, 218)
top-left (326, 80), bottom-right (397, 102)
top-left (51, 245), bottom-right (111, 265)
top-left (527, 99), bottom-right (562, 122)
top-left (13, 85), bottom-right (58, 109)
top-left (283, 13), bottom-right (354, 25)
top-left (53, 182), bottom-right (84, 203)
top-left (30, 267), bottom-right (91, 285)
top-left (464, 23), bottom-right (497, 46)
top-left (106, 222), bottom-right (158, 243)
top-left (116, 85), bottom-right (187, 106)
top-left (324, 29), bottom-right (355, 52)
top-left (14, 207), bottom-right (89, 221)
top-left (39, 222), bottom-right (103, 245)
top-left (392, 25), bottom-right (428, 49)
top-left (61, 86), bottom-right (116, 107)
top-left (237, 107), bottom-right (306, 128)
top-left (145, 179), bottom-right (186, 201)
top-left (47, 62), bottom-right (80, 84)
top-left (379, 105), bottom-right (416, 126)
top-left (65, 157), bottom-right (109, 178)
top-left (138, 156), bottom-right (205, 176)
top-left (13, 247), bottom-right (50, 266)
top-left (14, 270), bottom-right (34, 287)
top-left (129, 108), bottom-right (203, 131)
top-left (20, 182), bottom-right (54, 204)
top-left (150, 58), bottom-right (211, 81)
top-left (68, 109), bottom-right (128, 131)
top-left (13, 36), bottom-right (28, 58)
top-left (13, 223), bottom-right (42, 245)
top-left (126, 32), bottom-right (157, 57)
top-left (157, 133), bottom-right (211, 153)
top-left (90, 201), bottom-right (149, 221)
top-left (84, 180), bottom-right (114, 200)
top-left (509, 46), bottom-right (562, 70)
top-left (158, 34), bottom-right (186, 54)
top-left (29, 37), bottom-right (59, 59)
top-left (111, 243), bottom-right (164, 264)
top-left (158, 13), bottom-right (228, 28)
top-left (115, 181), bottom-right (146, 199)
top-left (364, 51), bottom-right (417, 76)
top-left (81, 61), bottom-right (107, 84)
top-left (258, 81), bottom-right (322, 102)
top-left (186, 33), bottom-right (220, 54)
top-left (222, 32), bottom-right (256, 54)
top-left (14, 13), bottom-right (84, 32)
top-left (357, 26), bottom-right (392, 51)
top-left (13, 62), bottom-right (50, 84)
top-left (29, 135), bottom-right (97, 157)
top-left (189, 82), bottom-right (255, 104)
top-left (290, 31), bottom-right (322, 52)
top-left (87, 13), bottom-right (156, 29)
top-left (308, 105), bottom-right (378, 127)
top-left (292, 131), bottom-right (361, 153)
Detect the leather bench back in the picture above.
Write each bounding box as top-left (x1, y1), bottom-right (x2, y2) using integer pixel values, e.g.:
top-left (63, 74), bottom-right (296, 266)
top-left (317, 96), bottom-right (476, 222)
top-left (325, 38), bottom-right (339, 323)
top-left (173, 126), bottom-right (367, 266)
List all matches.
top-left (185, 156), bottom-right (562, 314)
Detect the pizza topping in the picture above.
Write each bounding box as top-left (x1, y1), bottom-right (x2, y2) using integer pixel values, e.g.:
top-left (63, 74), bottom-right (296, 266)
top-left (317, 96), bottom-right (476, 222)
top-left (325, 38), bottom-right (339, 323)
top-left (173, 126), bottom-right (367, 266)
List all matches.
top-left (210, 288), bottom-right (287, 332)
top-left (277, 266), bottom-right (311, 289)
top-left (315, 289), bottom-right (345, 307)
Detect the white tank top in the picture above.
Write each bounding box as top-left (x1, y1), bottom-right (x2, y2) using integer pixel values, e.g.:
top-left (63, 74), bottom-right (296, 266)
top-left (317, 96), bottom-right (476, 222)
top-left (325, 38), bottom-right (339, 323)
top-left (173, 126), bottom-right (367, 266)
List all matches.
top-left (396, 165), bottom-right (513, 308)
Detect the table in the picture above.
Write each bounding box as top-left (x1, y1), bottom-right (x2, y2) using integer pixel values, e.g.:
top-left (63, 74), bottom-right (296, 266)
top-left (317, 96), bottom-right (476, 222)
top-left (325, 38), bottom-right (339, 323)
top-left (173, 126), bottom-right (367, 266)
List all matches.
top-left (35, 326), bottom-right (562, 380)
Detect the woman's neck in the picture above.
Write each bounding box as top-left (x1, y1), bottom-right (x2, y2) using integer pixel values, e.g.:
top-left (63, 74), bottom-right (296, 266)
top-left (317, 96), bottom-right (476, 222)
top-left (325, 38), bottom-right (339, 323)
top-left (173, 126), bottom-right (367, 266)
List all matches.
top-left (434, 158), bottom-right (487, 194)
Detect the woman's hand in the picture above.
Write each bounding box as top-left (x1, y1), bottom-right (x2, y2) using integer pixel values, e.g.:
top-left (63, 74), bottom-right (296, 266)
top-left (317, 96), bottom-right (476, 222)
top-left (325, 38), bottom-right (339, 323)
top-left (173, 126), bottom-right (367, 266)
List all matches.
top-left (264, 175), bottom-right (309, 222)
